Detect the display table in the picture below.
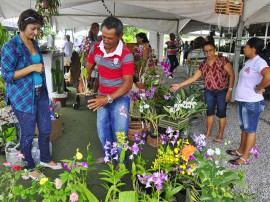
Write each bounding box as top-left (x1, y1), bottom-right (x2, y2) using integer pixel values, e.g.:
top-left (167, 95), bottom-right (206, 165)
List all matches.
top-left (43, 52), bottom-right (64, 99)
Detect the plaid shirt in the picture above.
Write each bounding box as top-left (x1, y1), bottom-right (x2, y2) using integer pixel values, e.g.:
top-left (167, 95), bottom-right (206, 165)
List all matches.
top-left (1, 34), bottom-right (48, 113)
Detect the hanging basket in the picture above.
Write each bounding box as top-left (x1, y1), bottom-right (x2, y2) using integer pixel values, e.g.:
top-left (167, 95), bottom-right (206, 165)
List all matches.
top-left (158, 116), bottom-right (190, 131)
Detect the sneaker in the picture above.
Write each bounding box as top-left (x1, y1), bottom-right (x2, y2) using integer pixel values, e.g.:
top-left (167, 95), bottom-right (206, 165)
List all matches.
top-left (168, 76), bottom-right (173, 79)
top-left (95, 157), bottom-right (105, 164)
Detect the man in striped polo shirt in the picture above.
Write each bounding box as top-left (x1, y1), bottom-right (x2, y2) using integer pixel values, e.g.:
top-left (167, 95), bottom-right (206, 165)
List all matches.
top-left (79, 16), bottom-right (134, 165)
top-left (165, 33), bottom-right (181, 78)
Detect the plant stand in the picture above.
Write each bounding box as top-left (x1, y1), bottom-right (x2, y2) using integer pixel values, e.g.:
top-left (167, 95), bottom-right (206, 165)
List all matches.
top-left (147, 135), bottom-right (162, 147)
top-left (158, 116), bottom-right (190, 131)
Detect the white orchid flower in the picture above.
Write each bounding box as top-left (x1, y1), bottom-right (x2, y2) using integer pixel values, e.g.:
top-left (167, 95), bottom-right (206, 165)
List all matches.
top-left (207, 148), bottom-right (215, 156)
top-left (215, 148), bottom-right (221, 155)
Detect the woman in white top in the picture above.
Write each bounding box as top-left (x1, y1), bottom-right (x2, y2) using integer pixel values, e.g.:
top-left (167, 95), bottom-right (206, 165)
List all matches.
top-left (227, 37), bottom-right (270, 165)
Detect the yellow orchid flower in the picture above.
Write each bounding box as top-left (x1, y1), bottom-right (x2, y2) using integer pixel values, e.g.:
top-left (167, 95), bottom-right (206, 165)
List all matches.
top-left (39, 177), bottom-right (48, 185)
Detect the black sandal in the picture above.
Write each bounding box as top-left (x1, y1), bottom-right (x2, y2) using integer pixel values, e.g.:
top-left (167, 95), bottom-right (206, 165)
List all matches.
top-left (229, 157), bottom-right (249, 165)
top-left (226, 149), bottom-right (242, 156)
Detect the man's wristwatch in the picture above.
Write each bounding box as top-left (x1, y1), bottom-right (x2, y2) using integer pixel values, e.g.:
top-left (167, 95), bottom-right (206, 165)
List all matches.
top-left (228, 88), bottom-right (233, 92)
top-left (107, 95), bottom-right (113, 103)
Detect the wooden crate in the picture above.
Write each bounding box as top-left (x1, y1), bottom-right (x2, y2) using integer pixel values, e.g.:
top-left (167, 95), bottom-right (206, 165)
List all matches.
top-left (215, 0), bottom-right (227, 15)
top-left (215, 0), bottom-right (243, 15)
top-left (226, 1), bottom-right (243, 15)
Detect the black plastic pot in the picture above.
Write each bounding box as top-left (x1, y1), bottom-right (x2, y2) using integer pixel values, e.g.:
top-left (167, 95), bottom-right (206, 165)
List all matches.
top-left (85, 94), bottom-right (97, 105)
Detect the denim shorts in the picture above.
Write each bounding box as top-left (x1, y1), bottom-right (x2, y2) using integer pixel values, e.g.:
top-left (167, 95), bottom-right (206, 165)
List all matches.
top-left (204, 88), bottom-right (228, 118)
top-left (238, 100), bottom-right (265, 133)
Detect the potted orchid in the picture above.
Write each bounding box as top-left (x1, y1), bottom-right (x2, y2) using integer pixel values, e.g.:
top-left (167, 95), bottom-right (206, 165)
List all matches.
top-left (76, 40), bottom-right (97, 105)
top-left (159, 90), bottom-right (207, 131)
top-left (186, 134), bottom-right (257, 202)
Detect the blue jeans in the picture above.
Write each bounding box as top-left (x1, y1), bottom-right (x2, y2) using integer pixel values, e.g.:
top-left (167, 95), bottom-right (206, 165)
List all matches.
top-left (97, 96), bottom-right (130, 161)
top-left (238, 100), bottom-right (265, 133)
top-left (204, 88), bottom-right (228, 118)
top-left (13, 86), bottom-right (51, 169)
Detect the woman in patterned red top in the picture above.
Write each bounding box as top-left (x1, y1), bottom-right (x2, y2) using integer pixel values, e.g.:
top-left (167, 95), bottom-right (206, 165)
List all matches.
top-left (171, 41), bottom-right (235, 143)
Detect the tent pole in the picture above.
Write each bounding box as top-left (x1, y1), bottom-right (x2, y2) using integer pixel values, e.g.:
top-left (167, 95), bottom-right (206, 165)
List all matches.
top-left (264, 22), bottom-right (269, 47)
top-left (231, 13), bottom-right (244, 102)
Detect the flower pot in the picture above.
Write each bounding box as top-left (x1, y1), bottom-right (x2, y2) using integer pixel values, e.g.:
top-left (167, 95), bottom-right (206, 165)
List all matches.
top-left (128, 120), bottom-right (147, 141)
top-left (52, 92), bottom-right (68, 107)
top-left (136, 82), bottom-right (146, 89)
top-left (158, 116), bottom-right (190, 131)
top-left (84, 93), bottom-right (97, 105)
top-left (147, 135), bottom-right (162, 147)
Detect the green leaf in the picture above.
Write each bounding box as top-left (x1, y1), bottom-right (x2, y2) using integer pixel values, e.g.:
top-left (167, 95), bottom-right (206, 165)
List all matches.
top-left (78, 183), bottom-right (99, 202)
top-left (119, 191), bottom-right (138, 202)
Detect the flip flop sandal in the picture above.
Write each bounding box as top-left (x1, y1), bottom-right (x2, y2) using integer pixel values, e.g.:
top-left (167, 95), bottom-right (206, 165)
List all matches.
top-left (226, 149), bottom-right (243, 156)
top-left (229, 157), bottom-right (249, 165)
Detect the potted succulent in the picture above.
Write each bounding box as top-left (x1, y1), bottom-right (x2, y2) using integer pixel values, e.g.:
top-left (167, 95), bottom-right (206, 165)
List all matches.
top-left (51, 58), bottom-right (67, 107)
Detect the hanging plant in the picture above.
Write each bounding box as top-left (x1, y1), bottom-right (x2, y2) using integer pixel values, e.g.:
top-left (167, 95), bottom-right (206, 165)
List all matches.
top-left (35, 0), bottom-right (61, 16)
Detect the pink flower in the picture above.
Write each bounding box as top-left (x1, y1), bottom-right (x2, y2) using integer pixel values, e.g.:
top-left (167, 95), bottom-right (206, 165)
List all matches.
top-left (3, 162), bottom-right (12, 167)
top-left (16, 153), bottom-right (25, 159)
top-left (69, 193), bottom-right (79, 202)
top-left (55, 178), bottom-right (62, 189)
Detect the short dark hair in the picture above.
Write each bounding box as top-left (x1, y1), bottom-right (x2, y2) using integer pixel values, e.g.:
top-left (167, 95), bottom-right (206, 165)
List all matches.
top-left (101, 16), bottom-right (123, 36)
top-left (65, 35), bottom-right (70, 41)
top-left (203, 41), bottom-right (216, 49)
top-left (169, 33), bottom-right (175, 38)
top-left (136, 32), bottom-right (149, 43)
top-left (247, 37), bottom-right (270, 66)
top-left (206, 36), bottom-right (215, 44)
top-left (194, 36), bottom-right (206, 49)
top-left (17, 9), bottom-right (44, 31)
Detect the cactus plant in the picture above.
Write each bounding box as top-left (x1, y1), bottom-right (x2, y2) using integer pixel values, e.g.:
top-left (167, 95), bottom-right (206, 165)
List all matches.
top-left (51, 58), bottom-right (63, 94)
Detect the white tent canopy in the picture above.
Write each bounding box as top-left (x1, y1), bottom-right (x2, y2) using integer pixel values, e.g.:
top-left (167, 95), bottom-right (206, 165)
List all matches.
top-left (0, 0), bottom-right (269, 34)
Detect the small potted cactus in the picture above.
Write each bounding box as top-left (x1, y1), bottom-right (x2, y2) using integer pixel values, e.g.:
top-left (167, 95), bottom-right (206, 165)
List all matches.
top-left (51, 58), bottom-right (67, 107)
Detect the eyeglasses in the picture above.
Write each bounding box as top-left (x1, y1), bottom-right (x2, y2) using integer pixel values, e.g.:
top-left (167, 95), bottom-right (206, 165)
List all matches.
top-left (204, 49), bottom-right (215, 53)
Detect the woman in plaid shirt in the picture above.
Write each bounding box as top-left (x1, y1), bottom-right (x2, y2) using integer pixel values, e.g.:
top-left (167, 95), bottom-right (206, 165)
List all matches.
top-left (1, 9), bottom-right (62, 180)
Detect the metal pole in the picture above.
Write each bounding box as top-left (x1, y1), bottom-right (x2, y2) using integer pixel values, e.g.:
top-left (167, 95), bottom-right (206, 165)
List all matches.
top-left (264, 22), bottom-right (269, 47)
top-left (231, 14), bottom-right (244, 102)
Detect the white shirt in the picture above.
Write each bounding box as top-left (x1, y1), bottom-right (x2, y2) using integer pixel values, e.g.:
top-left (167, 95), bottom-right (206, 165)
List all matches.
top-left (235, 55), bottom-right (268, 102)
top-left (62, 41), bottom-right (73, 57)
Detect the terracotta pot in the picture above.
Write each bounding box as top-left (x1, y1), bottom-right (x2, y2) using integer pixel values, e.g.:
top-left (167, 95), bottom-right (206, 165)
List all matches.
top-left (52, 92), bottom-right (68, 107)
top-left (41, 0), bottom-right (49, 9)
top-left (53, 97), bottom-right (66, 107)
top-left (136, 82), bottom-right (146, 89)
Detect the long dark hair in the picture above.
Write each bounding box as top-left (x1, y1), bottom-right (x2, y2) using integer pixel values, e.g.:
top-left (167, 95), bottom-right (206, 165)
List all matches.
top-left (247, 37), bottom-right (270, 66)
top-left (88, 22), bottom-right (99, 41)
top-left (136, 32), bottom-right (149, 43)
